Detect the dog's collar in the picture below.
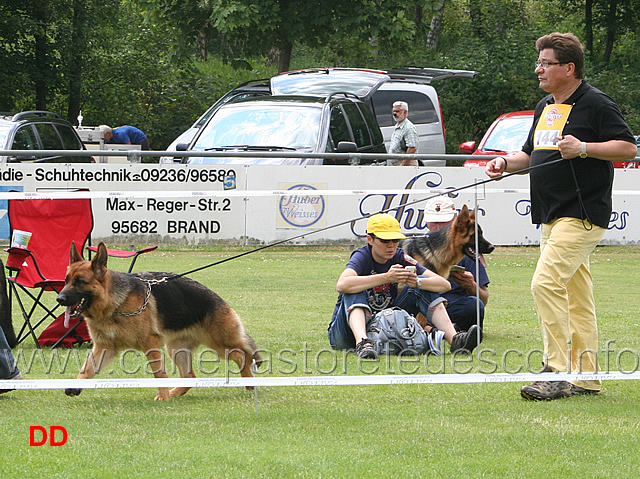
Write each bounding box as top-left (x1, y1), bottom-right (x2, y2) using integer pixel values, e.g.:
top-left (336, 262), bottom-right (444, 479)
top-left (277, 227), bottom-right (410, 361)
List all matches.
top-left (118, 277), bottom-right (168, 317)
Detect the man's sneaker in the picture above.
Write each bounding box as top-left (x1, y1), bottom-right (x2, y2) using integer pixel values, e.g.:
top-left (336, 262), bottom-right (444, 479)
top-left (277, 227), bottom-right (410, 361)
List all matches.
top-left (567, 383), bottom-right (601, 397)
top-left (355, 339), bottom-right (378, 359)
top-left (521, 379), bottom-right (571, 400)
top-left (427, 329), bottom-right (445, 356)
top-left (0, 372), bottom-right (22, 395)
top-left (520, 365), bottom-right (601, 400)
top-left (450, 324), bottom-right (482, 354)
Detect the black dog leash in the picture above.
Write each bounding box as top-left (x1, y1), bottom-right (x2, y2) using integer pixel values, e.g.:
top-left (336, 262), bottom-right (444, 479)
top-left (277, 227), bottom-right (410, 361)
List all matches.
top-left (168, 158), bottom-right (566, 280)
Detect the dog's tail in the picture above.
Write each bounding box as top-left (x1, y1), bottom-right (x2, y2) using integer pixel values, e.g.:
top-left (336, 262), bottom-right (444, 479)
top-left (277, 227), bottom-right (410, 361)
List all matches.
top-left (245, 333), bottom-right (263, 368)
top-left (0, 258), bottom-right (17, 348)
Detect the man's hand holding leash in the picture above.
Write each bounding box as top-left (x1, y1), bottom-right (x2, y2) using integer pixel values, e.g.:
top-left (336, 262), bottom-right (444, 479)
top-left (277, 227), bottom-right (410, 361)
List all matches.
top-left (485, 151), bottom-right (532, 178)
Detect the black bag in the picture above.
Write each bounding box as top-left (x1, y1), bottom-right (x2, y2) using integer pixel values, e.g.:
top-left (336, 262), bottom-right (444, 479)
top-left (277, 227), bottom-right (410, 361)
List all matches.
top-left (366, 308), bottom-right (428, 355)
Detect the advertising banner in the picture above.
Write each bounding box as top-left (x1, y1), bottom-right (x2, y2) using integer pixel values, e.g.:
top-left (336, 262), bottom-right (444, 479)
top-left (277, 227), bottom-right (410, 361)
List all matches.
top-left (0, 164), bottom-right (638, 245)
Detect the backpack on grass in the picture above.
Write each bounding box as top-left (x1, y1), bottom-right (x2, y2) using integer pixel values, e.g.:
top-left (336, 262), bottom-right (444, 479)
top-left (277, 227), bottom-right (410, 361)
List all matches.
top-left (366, 307), bottom-right (428, 355)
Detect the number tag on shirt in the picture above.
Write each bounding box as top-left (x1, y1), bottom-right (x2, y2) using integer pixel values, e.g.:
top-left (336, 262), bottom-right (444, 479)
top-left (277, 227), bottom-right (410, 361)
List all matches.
top-left (533, 104), bottom-right (573, 150)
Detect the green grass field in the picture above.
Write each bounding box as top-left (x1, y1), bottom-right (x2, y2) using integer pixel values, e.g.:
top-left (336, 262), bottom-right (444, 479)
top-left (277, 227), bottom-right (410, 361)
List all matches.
top-left (2, 245), bottom-right (640, 478)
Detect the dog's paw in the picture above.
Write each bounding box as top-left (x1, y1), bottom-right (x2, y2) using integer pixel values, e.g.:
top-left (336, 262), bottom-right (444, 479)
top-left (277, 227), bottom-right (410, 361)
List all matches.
top-left (169, 387), bottom-right (191, 397)
top-left (65, 388), bottom-right (83, 397)
top-left (154, 387), bottom-right (171, 401)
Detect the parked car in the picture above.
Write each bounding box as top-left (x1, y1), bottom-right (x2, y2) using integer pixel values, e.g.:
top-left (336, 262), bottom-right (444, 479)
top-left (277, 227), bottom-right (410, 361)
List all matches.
top-left (180, 93), bottom-right (386, 165)
top-left (461, 110), bottom-right (640, 169)
top-left (0, 111), bottom-right (94, 163)
top-left (272, 67), bottom-right (477, 164)
top-left (164, 67), bottom-right (478, 165)
top-left (160, 79), bottom-right (271, 162)
top-left (459, 111), bottom-right (534, 167)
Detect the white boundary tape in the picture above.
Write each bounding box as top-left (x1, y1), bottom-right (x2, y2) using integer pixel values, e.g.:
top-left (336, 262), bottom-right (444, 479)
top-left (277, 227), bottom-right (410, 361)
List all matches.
top-left (1, 189), bottom-right (638, 201)
top-left (1, 188), bottom-right (509, 200)
top-left (4, 371), bottom-right (640, 390)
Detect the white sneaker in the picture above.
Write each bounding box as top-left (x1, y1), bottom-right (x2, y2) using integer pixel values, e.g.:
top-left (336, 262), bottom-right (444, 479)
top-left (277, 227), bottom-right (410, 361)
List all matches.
top-left (427, 330), bottom-right (445, 356)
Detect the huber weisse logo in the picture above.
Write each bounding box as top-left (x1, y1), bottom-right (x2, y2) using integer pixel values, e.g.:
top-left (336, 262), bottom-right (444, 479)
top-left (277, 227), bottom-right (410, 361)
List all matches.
top-left (278, 184), bottom-right (326, 228)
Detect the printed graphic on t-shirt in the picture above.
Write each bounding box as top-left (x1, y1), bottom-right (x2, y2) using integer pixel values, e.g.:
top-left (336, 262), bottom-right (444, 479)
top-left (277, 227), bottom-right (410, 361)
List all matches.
top-left (368, 276), bottom-right (392, 312)
top-left (533, 104), bottom-right (573, 150)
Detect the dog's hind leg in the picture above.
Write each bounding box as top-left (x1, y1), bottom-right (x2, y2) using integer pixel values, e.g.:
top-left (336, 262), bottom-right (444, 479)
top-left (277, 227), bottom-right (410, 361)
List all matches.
top-left (224, 345), bottom-right (258, 390)
top-left (166, 341), bottom-right (196, 398)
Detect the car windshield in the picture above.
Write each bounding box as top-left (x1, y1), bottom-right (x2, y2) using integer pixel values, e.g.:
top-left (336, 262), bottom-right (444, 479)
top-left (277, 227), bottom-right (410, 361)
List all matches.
top-left (192, 104), bottom-right (322, 152)
top-left (483, 116), bottom-right (533, 153)
top-left (0, 124), bottom-right (10, 148)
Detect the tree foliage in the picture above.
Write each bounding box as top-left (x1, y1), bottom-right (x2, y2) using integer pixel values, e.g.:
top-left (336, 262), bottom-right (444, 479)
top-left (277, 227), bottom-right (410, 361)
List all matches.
top-left (0, 0), bottom-right (638, 152)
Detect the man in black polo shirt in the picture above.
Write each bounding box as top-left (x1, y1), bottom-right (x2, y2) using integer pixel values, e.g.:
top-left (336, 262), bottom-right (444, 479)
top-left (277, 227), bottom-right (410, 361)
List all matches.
top-left (485, 32), bottom-right (637, 400)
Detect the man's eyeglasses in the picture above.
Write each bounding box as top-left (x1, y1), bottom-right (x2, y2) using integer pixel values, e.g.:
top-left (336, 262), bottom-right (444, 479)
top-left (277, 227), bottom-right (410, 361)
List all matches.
top-left (535, 60), bottom-right (567, 69)
top-left (370, 234), bottom-right (400, 244)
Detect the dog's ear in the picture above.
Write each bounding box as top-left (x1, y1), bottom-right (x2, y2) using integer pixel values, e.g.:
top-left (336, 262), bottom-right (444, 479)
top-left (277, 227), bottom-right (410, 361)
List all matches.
top-left (91, 242), bottom-right (109, 279)
top-left (453, 204), bottom-right (470, 230)
top-left (69, 241), bottom-right (85, 264)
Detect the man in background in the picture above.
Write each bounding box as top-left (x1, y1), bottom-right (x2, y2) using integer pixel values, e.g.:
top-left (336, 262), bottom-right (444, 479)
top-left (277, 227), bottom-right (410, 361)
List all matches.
top-left (389, 101), bottom-right (418, 166)
top-left (100, 124), bottom-right (149, 150)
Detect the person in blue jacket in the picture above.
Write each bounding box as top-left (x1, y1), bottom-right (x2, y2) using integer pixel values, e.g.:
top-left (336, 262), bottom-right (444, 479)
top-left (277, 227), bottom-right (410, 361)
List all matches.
top-left (100, 125), bottom-right (149, 150)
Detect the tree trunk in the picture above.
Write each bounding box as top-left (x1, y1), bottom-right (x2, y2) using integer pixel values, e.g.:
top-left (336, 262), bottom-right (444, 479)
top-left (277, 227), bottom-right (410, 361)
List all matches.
top-left (197, 31), bottom-right (208, 62)
top-left (278, 40), bottom-right (293, 73)
top-left (603, 0), bottom-right (618, 64)
top-left (426, 0), bottom-right (445, 50)
top-left (67, 0), bottom-right (86, 122)
top-left (33, 1), bottom-right (49, 110)
top-left (584, 0), bottom-right (593, 58)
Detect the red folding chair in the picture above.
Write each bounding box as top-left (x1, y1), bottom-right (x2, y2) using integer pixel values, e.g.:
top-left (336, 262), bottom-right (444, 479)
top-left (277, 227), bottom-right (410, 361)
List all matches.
top-left (86, 245), bottom-right (158, 273)
top-left (5, 197), bottom-right (158, 348)
top-left (5, 198), bottom-right (94, 348)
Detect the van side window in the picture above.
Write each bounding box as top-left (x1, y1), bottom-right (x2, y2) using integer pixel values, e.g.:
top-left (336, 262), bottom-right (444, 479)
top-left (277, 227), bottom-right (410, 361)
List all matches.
top-left (357, 103), bottom-right (384, 145)
top-left (57, 125), bottom-right (83, 150)
top-left (342, 102), bottom-right (371, 148)
top-left (329, 105), bottom-right (352, 149)
top-left (372, 90), bottom-right (438, 128)
top-left (35, 123), bottom-right (63, 150)
top-left (12, 126), bottom-right (38, 150)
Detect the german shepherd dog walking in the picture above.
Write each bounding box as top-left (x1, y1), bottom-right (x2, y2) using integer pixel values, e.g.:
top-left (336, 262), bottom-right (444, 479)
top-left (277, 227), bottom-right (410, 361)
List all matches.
top-left (402, 204), bottom-right (495, 278)
top-left (57, 242), bottom-right (262, 401)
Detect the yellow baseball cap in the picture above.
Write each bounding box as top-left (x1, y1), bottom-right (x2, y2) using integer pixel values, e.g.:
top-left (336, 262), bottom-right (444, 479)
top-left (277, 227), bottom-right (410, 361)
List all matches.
top-left (366, 213), bottom-right (406, 240)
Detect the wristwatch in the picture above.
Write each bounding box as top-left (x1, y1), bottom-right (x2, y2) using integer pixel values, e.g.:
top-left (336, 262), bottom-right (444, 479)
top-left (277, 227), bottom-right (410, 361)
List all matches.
top-left (416, 278), bottom-right (423, 288)
top-left (579, 142), bottom-right (588, 158)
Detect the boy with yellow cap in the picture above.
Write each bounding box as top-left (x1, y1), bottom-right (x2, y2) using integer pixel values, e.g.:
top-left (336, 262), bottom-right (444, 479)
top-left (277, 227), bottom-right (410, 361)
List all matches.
top-left (328, 213), bottom-right (482, 359)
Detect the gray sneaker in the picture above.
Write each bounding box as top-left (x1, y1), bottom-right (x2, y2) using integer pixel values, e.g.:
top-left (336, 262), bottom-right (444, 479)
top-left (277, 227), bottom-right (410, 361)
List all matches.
top-left (521, 378), bottom-right (572, 400)
top-left (355, 339), bottom-right (378, 359)
top-left (521, 367), bottom-right (601, 400)
top-left (450, 325), bottom-right (482, 354)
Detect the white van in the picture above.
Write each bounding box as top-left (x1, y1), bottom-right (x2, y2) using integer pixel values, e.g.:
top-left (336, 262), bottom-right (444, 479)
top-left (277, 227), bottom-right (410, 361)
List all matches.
top-left (162, 67), bottom-right (477, 165)
top-left (272, 68), bottom-right (477, 165)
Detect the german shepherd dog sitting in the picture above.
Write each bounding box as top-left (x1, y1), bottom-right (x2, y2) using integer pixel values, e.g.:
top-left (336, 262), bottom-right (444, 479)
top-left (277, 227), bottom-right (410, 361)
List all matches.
top-left (57, 242), bottom-right (262, 401)
top-left (402, 204), bottom-right (495, 278)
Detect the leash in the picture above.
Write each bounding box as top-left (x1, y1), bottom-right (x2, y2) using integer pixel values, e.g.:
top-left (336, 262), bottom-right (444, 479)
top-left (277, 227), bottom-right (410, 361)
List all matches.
top-left (165, 158), bottom-right (566, 280)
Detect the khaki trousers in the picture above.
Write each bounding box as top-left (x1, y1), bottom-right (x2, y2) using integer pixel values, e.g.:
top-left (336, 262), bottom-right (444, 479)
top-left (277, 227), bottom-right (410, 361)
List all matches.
top-left (531, 217), bottom-right (605, 390)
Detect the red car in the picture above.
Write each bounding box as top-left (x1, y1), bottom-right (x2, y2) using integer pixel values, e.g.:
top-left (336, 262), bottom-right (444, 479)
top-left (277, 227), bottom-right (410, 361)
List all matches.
top-left (459, 110), bottom-right (638, 168)
top-left (459, 111), bottom-right (534, 167)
